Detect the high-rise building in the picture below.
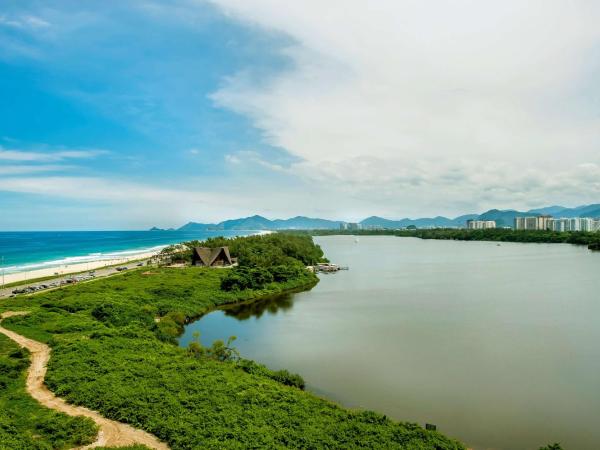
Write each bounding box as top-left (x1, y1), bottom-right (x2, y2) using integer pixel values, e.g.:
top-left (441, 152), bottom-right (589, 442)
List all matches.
top-left (466, 220), bottom-right (496, 230)
top-left (514, 215), bottom-right (552, 230)
top-left (547, 217), bottom-right (600, 232)
top-left (548, 218), bottom-right (567, 232)
top-left (580, 218), bottom-right (595, 232)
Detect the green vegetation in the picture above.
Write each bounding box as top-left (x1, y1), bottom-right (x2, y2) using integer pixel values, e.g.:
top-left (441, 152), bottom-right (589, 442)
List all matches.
top-left (0, 234), bottom-right (464, 449)
top-left (539, 444), bottom-right (563, 450)
top-left (162, 233), bottom-right (327, 292)
top-left (398, 228), bottom-right (600, 246)
top-left (0, 334), bottom-right (97, 449)
top-left (290, 227), bottom-right (600, 248)
top-left (161, 233), bottom-right (327, 266)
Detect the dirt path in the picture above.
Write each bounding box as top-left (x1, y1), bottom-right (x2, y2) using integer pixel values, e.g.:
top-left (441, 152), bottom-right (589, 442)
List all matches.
top-left (0, 311), bottom-right (170, 450)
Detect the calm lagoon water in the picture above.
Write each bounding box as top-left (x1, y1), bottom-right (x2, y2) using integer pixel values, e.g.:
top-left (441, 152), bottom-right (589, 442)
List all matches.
top-left (180, 236), bottom-right (600, 450)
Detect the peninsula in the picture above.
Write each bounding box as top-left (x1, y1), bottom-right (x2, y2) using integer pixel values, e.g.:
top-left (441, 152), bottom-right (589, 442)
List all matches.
top-left (0, 234), bottom-right (464, 449)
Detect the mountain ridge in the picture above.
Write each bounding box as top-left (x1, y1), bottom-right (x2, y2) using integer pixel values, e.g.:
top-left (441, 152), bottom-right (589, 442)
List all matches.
top-left (153, 204), bottom-right (600, 231)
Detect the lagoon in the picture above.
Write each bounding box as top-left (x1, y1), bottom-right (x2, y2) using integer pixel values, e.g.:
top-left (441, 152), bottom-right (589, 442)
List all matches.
top-left (180, 236), bottom-right (600, 450)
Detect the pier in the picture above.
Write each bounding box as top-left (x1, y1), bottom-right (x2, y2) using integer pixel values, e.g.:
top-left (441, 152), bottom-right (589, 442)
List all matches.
top-left (314, 263), bottom-right (349, 273)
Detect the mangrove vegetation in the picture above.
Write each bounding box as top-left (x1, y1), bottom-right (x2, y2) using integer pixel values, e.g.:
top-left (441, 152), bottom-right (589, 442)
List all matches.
top-left (291, 228), bottom-right (600, 248)
top-left (0, 234), bottom-right (464, 449)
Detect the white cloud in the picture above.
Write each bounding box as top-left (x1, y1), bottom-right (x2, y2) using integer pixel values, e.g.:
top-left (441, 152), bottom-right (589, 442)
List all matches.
top-left (0, 175), bottom-right (254, 223)
top-left (209, 0), bottom-right (600, 215)
top-left (0, 165), bottom-right (70, 175)
top-left (224, 154), bottom-right (242, 164)
top-left (0, 148), bottom-right (108, 162)
top-left (0, 14), bottom-right (50, 29)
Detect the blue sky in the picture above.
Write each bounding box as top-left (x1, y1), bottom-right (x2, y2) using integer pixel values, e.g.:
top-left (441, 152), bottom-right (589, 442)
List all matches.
top-left (0, 1), bottom-right (301, 229)
top-left (1, 1), bottom-right (599, 229)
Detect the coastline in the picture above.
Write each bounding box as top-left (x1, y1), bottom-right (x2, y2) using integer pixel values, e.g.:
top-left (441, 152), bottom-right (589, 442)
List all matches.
top-left (0, 229), bottom-right (274, 285)
top-left (1, 249), bottom-right (160, 285)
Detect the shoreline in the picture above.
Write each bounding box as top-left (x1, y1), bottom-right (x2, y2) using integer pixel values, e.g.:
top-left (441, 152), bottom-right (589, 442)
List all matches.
top-left (1, 250), bottom-right (160, 286)
top-left (0, 230), bottom-right (274, 285)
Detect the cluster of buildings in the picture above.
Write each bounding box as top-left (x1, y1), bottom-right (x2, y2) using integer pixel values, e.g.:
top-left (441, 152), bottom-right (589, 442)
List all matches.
top-left (514, 216), bottom-right (600, 232)
top-left (340, 223), bottom-right (363, 231)
top-left (466, 220), bottom-right (497, 230)
top-left (465, 216), bottom-right (600, 232)
top-left (340, 222), bottom-right (363, 231)
top-left (340, 222), bottom-right (385, 231)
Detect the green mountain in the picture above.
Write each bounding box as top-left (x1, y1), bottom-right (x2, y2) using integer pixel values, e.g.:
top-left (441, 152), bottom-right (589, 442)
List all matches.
top-left (476, 209), bottom-right (533, 228)
top-left (177, 215), bottom-right (342, 231)
top-left (171, 204), bottom-right (600, 232)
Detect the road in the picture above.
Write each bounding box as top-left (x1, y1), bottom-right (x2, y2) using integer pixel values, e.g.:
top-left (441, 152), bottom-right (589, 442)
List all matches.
top-left (0, 259), bottom-right (150, 300)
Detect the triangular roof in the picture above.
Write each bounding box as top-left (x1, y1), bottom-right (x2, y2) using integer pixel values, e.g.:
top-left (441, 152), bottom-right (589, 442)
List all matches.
top-left (209, 246), bottom-right (232, 265)
top-left (193, 246), bottom-right (232, 266)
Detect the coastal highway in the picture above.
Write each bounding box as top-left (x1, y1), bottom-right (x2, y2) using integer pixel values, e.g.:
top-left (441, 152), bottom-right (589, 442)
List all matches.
top-left (0, 259), bottom-right (150, 300)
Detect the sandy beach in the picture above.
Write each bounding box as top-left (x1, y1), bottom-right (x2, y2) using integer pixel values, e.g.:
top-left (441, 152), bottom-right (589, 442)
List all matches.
top-left (2, 250), bottom-right (160, 286)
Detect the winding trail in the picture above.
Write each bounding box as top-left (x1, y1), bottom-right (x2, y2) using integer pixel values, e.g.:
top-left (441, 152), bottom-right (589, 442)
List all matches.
top-left (0, 311), bottom-right (170, 450)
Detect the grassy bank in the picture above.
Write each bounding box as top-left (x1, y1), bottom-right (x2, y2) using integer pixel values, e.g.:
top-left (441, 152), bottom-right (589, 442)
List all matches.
top-left (0, 234), bottom-right (464, 449)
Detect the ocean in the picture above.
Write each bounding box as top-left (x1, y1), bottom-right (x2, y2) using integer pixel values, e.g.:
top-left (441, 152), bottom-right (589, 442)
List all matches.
top-left (0, 230), bottom-right (255, 274)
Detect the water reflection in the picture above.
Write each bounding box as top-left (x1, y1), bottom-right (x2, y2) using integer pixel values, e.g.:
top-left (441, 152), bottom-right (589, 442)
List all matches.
top-left (222, 292), bottom-right (295, 320)
top-left (181, 236), bottom-right (600, 450)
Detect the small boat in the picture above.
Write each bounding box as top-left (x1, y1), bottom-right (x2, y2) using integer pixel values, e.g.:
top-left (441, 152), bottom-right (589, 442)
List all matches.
top-left (354, 237), bottom-right (359, 244)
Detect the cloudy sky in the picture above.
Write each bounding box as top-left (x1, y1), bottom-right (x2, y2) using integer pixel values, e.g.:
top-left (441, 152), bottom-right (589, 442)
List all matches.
top-left (1, 0), bottom-right (599, 229)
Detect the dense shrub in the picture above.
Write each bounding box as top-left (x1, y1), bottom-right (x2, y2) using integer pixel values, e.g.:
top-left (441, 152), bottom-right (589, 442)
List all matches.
top-left (237, 359), bottom-right (305, 389)
top-left (181, 233), bottom-right (326, 267)
top-left (92, 302), bottom-right (154, 329)
top-left (301, 227), bottom-right (600, 247)
top-left (221, 266), bottom-right (275, 291)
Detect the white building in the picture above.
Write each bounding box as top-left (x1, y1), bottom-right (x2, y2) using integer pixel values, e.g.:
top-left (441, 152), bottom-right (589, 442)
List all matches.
top-left (467, 220), bottom-right (496, 230)
top-left (514, 216), bottom-right (552, 230)
top-left (547, 217), bottom-right (600, 232)
top-left (548, 218), bottom-right (568, 232)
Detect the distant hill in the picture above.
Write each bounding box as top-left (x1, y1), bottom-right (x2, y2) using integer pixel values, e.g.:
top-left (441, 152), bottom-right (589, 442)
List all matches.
top-left (178, 222), bottom-right (220, 231)
top-left (361, 214), bottom-right (477, 229)
top-left (560, 204), bottom-right (600, 218)
top-left (271, 216), bottom-right (343, 230)
top-left (452, 214), bottom-right (480, 226)
top-left (176, 215), bottom-right (342, 231)
top-left (163, 204), bottom-right (600, 232)
top-left (527, 205), bottom-right (568, 216)
top-left (476, 209), bottom-right (534, 228)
